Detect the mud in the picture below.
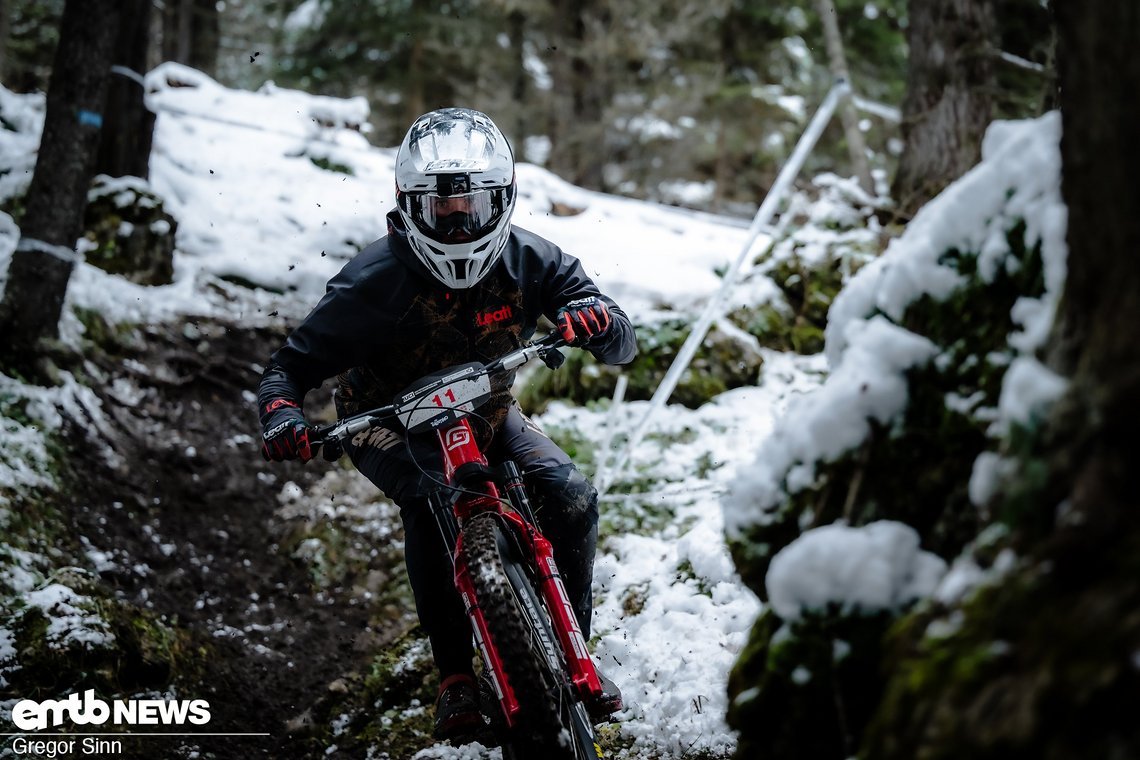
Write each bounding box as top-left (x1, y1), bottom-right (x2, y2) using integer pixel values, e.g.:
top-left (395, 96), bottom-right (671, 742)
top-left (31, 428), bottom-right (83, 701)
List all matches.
top-left (58, 317), bottom-right (408, 759)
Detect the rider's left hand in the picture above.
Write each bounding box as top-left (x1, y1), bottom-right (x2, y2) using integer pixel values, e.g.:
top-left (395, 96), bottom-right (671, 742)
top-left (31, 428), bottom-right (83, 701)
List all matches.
top-left (556, 296), bottom-right (612, 346)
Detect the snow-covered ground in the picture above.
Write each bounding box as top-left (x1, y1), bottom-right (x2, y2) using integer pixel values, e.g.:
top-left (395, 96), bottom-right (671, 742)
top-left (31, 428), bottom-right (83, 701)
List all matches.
top-left (3, 62), bottom-right (1065, 758)
top-left (0, 64), bottom-right (819, 757)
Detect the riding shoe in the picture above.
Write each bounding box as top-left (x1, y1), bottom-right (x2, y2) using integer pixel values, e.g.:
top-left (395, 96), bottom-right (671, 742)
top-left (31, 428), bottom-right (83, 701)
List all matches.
top-left (433, 674), bottom-right (483, 739)
top-left (588, 667), bottom-right (624, 723)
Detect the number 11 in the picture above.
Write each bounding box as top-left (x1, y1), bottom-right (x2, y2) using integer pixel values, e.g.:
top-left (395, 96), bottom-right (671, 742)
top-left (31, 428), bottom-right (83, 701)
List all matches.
top-left (432, 388), bottom-right (457, 407)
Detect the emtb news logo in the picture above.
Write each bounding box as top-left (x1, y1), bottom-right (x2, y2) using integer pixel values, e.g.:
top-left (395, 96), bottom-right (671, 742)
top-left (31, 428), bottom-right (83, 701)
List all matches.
top-left (10, 689), bottom-right (211, 730)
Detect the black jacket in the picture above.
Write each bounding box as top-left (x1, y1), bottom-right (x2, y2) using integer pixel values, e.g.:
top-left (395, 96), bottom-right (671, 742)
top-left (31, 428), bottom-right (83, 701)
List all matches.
top-left (258, 211), bottom-right (637, 429)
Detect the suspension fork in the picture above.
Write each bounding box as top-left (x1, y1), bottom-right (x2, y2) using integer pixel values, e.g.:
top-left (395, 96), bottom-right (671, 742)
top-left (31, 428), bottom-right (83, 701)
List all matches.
top-left (497, 462), bottom-right (603, 703)
top-left (431, 419), bottom-right (524, 725)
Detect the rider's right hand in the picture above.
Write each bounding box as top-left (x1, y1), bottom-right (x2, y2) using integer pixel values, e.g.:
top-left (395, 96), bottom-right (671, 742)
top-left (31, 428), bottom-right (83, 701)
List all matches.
top-left (261, 398), bottom-right (314, 462)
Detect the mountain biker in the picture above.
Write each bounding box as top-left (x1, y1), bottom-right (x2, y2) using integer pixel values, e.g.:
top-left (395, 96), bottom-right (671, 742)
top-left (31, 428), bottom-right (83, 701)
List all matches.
top-left (257, 107), bottom-right (635, 740)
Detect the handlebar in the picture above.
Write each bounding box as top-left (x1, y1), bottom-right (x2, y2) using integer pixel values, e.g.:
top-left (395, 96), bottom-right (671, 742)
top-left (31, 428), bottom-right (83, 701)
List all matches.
top-left (310, 333), bottom-right (568, 451)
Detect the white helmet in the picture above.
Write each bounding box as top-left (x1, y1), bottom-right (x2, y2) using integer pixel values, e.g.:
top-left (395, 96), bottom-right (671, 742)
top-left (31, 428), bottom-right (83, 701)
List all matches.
top-left (394, 108), bottom-right (516, 289)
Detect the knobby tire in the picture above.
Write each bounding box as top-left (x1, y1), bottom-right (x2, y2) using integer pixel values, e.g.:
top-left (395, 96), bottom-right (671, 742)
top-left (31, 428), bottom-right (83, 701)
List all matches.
top-left (462, 513), bottom-right (599, 760)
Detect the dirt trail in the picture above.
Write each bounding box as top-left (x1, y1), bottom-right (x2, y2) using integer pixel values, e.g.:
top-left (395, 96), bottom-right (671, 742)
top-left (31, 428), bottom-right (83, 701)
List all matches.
top-left (64, 318), bottom-right (404, 759)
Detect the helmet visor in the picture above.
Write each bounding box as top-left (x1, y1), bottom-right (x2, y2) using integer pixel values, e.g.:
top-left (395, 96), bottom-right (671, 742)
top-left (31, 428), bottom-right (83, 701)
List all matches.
top-left (406, 188), bottom-right (509, 245)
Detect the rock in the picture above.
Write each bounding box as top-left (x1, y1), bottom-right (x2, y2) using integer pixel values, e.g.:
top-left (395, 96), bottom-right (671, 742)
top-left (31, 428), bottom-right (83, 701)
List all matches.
top-left (82, 175), bottom-right (177, 286)
top-left (518, 316), bottom-right (764, 412)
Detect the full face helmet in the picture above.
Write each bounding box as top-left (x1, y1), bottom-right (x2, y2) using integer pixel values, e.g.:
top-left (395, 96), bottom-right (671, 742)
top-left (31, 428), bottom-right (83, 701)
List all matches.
top-left (394, 108), bottom-right (516, 289)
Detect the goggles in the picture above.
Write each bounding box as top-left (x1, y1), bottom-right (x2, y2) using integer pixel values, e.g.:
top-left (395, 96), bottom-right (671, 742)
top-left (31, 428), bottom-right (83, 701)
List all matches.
top-left (405, 187), bottom-right (510, 245)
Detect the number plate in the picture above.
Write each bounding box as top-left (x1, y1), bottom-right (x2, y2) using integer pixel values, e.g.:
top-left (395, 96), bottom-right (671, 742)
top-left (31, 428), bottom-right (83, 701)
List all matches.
top-left (395, 363), bottom-right (493, 434)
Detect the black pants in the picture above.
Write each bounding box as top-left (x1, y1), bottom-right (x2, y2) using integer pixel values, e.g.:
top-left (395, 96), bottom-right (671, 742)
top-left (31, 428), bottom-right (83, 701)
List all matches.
top-left (344, 401), bottom-right (599, 679)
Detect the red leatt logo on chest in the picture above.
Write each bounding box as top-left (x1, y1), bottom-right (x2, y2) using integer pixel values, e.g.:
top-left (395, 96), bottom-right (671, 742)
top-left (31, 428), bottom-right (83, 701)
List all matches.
top-left (475, 305), bottom-right (513, 327)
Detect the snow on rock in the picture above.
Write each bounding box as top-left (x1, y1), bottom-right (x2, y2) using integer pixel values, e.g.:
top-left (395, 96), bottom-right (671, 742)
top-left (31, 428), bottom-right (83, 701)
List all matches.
top-left (723, 316), bottom-right (938, 532)
top-left (22, 581), bottom-right (116, 650)
top-left (725, 113), bottom-right (1069, 538)
top-left (824, 112), bottom-right (1066, 365)
top-left (766, 521), bottom-right (947, 621)
top-left (995, 356), bottom-right (1068, 432)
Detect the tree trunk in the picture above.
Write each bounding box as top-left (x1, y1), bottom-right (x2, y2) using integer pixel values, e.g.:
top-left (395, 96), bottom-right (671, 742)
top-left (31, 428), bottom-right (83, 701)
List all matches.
top-left (891, 0), bottom-right (997, 218)
top-left (163, 0), bottom-right (217, 77)
top-left (814, 0), bottom-right (875, 195)
top-left (190, 0), bottom-right (218, 77)
top-left (404, 34), bottom-right (425, 128)
top-left (0, 0), bottom-right (121, 372)
top-left (508, 9), bottom-right (529, 159)
top-left (0, 0), bottom-right (10, 82)
top-left (1045, 0), bottom-right (1140, 531)
top-left (95, 0), bottom-right (155, 180)
top-left (547, 0), bottom-right (605, 189)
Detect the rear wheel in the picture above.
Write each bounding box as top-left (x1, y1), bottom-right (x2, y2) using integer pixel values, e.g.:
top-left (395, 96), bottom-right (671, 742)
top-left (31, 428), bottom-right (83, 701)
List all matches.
top-left (463, 513), bottom-right (600, 760)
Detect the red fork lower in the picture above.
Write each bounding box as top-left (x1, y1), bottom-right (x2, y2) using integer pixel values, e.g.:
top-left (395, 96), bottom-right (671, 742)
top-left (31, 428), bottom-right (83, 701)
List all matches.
top-left (455, 543), bottom-right (521, 727)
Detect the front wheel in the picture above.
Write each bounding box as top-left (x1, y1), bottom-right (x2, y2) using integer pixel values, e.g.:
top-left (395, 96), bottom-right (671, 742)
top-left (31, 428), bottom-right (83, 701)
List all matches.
top-left (463, 513), bottom-right (600, 760)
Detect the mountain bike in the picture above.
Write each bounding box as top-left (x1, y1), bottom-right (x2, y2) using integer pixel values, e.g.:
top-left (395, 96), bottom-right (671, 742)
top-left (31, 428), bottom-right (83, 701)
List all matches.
top-left (311, 334), bottom-right (605, 760)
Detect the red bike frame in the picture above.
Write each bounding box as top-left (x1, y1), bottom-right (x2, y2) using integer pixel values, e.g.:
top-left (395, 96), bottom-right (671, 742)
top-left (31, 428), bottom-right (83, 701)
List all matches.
top-left (436, 417), bottom-right (603, 728)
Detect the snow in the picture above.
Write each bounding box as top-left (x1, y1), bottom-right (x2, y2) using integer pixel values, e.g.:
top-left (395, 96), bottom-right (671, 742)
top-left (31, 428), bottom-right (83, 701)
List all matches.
top-left (996, 356), bottom-right (1068, 431)
top-left (722, 316), bottom-right (938, 530)
top-left (726, 112), bottom-right (1068, 539)
top-left (0, 66), bottom-right (1071, 758)
top-left (23, 582), bottom-right (117, 650)
top-left (824, 113), bottom-right (1066, 365)
top-left (0, 627), bottom-right (15, 660)
top-left (766, 521), bottom-right (947, 621)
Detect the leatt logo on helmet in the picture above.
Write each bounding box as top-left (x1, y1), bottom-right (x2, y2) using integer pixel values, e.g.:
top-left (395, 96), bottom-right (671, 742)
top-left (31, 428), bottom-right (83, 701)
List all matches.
top-left (475, 305), bottom-right (513, 327)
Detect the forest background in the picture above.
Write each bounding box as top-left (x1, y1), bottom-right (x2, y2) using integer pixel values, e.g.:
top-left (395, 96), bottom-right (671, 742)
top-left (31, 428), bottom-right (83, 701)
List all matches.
top-left (6, 2), bottom-right (1136, 759)
top-left (0, 0), bottom-right (1054, 218)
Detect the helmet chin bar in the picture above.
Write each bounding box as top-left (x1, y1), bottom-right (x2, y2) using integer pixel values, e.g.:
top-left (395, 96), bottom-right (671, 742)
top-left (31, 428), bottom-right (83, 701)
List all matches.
top-left (406, 219), bottom-right (512, 289)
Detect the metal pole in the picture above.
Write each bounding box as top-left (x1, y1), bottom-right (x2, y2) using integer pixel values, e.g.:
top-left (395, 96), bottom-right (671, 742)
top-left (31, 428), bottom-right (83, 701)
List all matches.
top-left (596, 80), bottom-right (847, 497)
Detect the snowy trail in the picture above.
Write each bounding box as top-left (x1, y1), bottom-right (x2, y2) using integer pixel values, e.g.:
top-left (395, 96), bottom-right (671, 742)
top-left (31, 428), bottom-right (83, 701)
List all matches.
top-left (402, 350), bottom-right (826, 760)
top-left (1, 68), bottom-right (837, 759)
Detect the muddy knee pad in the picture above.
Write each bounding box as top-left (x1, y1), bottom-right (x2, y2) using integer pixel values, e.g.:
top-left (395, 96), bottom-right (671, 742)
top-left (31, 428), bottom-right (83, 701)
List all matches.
top-left (528, 463), bottom-right (599, 541)
top-left (528, 464), bottom-right (599, 635)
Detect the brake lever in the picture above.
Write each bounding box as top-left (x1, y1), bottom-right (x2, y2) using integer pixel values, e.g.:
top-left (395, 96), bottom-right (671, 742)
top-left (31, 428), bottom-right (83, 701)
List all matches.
top-left (309, 414), bottom-right (381, 459)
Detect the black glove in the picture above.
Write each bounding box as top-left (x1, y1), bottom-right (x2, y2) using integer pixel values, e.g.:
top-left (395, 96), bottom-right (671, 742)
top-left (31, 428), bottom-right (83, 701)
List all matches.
top-left (261, 398), bottom-right (313, 462)
top-left (556, 296), bottom-right (613, 346)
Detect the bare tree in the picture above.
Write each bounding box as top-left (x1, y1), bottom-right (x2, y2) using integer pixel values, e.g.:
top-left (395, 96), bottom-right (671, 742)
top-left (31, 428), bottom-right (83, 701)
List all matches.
top-left (0, 0), bottom-right (121, 375)
top-left (891, 0), bottom-right (997, 218)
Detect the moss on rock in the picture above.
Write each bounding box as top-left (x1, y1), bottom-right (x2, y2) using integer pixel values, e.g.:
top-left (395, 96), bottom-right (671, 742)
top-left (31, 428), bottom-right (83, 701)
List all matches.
top-left (1, 569), bottom-right (203, 697)
top-left (727, 607), bottom-right (895, 760)
top-left (731, 226), bottom-right (1047, 601)
top-left (82, 175), bottom-right (177, 286)
top-left (865, 532), bottom-right (1140, 760)
top-left (518, 317), bottom-right (763, 413)
top-left (727, 217), bottom-right (1064, 758)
